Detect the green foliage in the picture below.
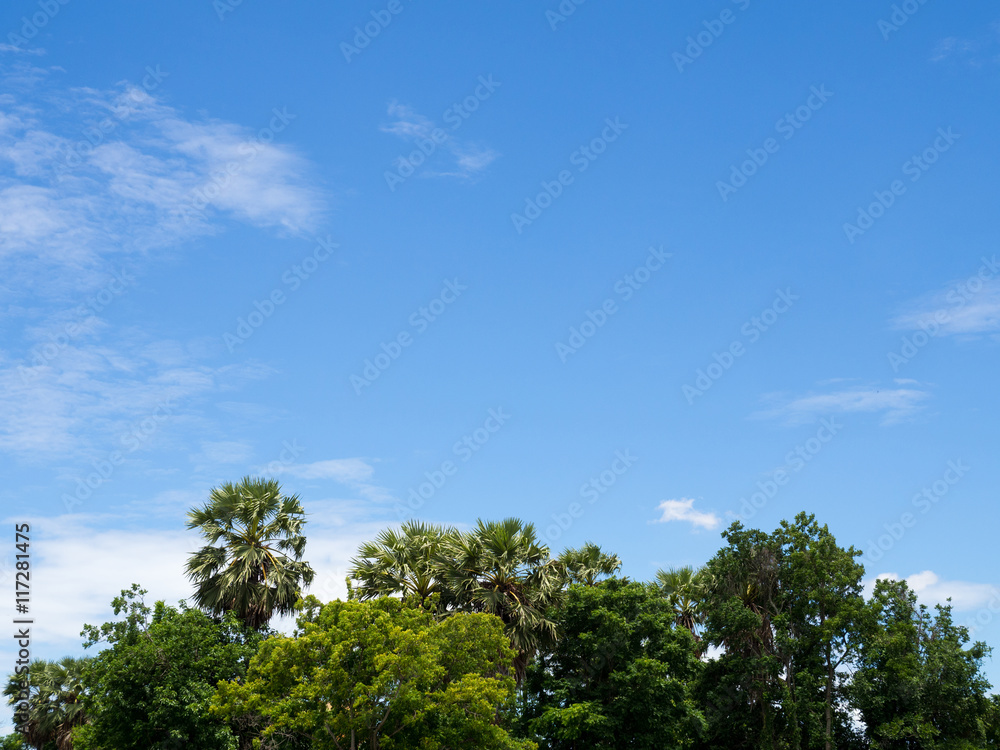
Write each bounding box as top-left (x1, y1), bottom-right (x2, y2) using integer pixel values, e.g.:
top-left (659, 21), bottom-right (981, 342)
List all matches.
top-left (349, 517), bottom-right (565, 684)
top-left (211, 596), bottom-right (534, 750)
top-left (695, 513), bottom-right (867, 750)
top-left (523, 579), bottom-right (706, 749)
top-left (3, 657), bottom-right (90, 750)
top-left (349, 520), bottom-right (460, 611)
top-left (186, 476), bottom-right (316, 630)
top-left (655, 565), bottom-right (710, 636)
top-left (985, 694), bottom-right (1000, 748)
top-left (0, 735), bottom-right (29, 750)
top-left (11, 511), bottom-right (1000, 749)
top-left (441, 519), bottom-right (564, 682)
top-left (75, 587), bottom-right (264, 750)
top-left (557, 542), bottom-right (621, 587)
top-left (848, 578), bottom-right (992, 749)
top-left (772, 513), bottom-right (867, 750)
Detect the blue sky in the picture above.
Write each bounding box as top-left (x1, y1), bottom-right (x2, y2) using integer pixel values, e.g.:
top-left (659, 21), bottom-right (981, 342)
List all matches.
top-left (2, 0), bottom-right (1000, 725)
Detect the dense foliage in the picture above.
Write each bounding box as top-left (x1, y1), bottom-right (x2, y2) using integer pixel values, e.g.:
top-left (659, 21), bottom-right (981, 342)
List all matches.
top-left (4, 485), bottom-right (998, 749)
top-left (212, 596), bottom-right (531, 749)
top-left (72, 585), bottom-right (264, 750)
top-left (522, 579), bottom-right (706, 748)
top-left (186, 477), bottom-right (316, 631)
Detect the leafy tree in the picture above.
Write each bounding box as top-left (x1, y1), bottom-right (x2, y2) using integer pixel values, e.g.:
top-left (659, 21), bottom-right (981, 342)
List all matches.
top-left (985, 694), bottom-right (1000, 748)
top-left (441, 519), bottom-right (564, 683)
top-left (695, 514), bottom-right (867, 750)
top-left (349, 518), bottom-right (565, 683)
top-left (3, 657), bottom-right (90, 750)
top-left (0, 735), bottom-right (29, 750)
top-left (212, 596), bottom-right (534, 750)
top-left (772, 513), bottom-right (866, 750)
top-left (558, 542), bottom-right (621, 587)
top-left (848, 578), bottom-right (992, 749)
top-left (655, 565), bottom-right (709, 637)
top-left (74, 586), bottom-right (264, 750)
top-left (698, 522), bottom-right (788, 748)
top-left (348, 520), bottom-right (459, 611)
top-left (522, 579), bottom-right (705, 749)
top-left (186, 476), bottom-right (316, 630)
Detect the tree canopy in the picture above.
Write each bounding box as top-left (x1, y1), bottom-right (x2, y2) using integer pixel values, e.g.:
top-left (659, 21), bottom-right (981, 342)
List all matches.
top-left (186, 476), bottom-right (316, 631)
top-left (211, 596), bottom-right (533, 750)
top-left (6, 504), bottom-right (998, 750)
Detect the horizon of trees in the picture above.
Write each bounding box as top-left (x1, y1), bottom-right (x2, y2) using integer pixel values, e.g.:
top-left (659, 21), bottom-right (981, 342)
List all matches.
top-left (4, 476), bottom-right (998, 749)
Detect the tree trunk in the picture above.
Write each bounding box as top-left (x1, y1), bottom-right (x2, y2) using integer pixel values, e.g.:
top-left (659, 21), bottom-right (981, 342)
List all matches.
top-left (825, 651), bottom-right (834, 750)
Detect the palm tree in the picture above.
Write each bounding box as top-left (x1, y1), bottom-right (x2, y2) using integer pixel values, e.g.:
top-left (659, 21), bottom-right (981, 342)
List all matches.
top-left (441, 518), bottom-right (564, 683)
top-left (348, 520), bottom-right (459, 611)
top-left (655, 565), bottom-right (709, 637)
top-left (185, 476), bottom-right (315, 630)
top-left (558, 542), bottom-right (622, 586)
top-left (3, 657), bottom-right (90, 750)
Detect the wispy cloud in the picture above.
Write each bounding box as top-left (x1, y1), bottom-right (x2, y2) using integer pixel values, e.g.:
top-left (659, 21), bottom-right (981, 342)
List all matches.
top-left (281, 458), bottom-right (375, 483)
top-left (0, 58), bottom-right (326, 299)
top-left (198, 440), bottom-right (255, 465)
top-left (381, 102), bottom-right (498, 180)
top-left (0, 44), bottom-right (45, 56)
top-left (0, 505), bottom-right (387, 648)
top-left (892, 277), bottom-right (1000, 337)
top-left (931, 36), bottom-right (979, 63)
top-left (0, 347), bottom-right (206, 457)
top-left (651, 498), bottom-right (721, 530)
top-left (0, 56), bottom-right (329, 461)
top-left (274, 458), bottom-right (394, 504)
top-left (753, 385), bottom-right (930, 426)
top-left (931, 23), bottom-right (1000, 65)
top-left (870, 570), bottom-right (1000, 611)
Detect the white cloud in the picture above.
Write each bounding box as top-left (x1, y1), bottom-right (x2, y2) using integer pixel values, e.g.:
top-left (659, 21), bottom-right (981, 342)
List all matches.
top-left (892, 277), bottom-right (1000, 337)
top-left (868, 570), bottom-right (1000, 612)
top-left (0, 61), bottom-right (326, 297)
top-left (930, 36), bottom-right (978, 63)
top-left (381, 101), bottom-right (498, 180)
top-left (0, 504), bottom-right (388, 695)
top-left (930, 25), bottom-right (1000, 65)
top-left (0, 503), bottom-right (387, 640)
top-left (0, 59), bottom-right (329, 460)
top-left (651, 498), bottom-right (721, 530)
top-left (753, 386), bottom-right (930, 426)
top-left (0, 331), bottom-right (273, 459)
top-left (199, 440), bottom-right (255, 465)
top-left (281, 458), bottom-right (375, 482)
top-left (274, 458), bottom-right (393, 504)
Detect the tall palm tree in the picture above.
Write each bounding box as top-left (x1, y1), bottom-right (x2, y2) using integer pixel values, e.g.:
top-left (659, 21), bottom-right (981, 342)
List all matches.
top-left (348, 520), bottom-right (459, 611)
top-left (3, 657), bottom-right (90, 750)
top-left (558, 542), bottom-right (622, 586)
top-left (186, 476), bottom-right (315, 630)
top-left (655, 565), bottom-right (709, 637)
top-left (441, 518), bottom-right (564, 683)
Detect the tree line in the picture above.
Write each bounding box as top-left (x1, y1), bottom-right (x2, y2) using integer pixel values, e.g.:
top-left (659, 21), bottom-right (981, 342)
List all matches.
top-left (4, 476), bottom-right (998, 749)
